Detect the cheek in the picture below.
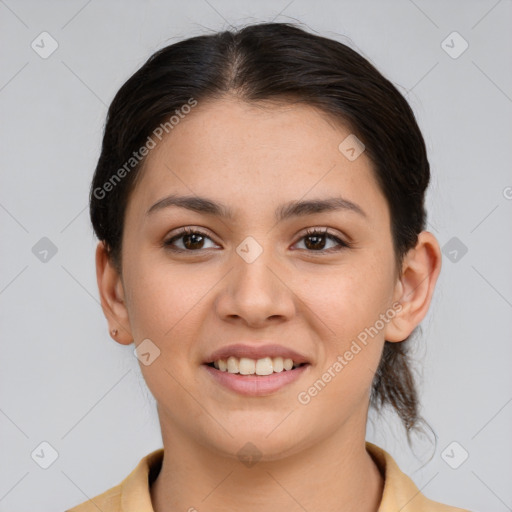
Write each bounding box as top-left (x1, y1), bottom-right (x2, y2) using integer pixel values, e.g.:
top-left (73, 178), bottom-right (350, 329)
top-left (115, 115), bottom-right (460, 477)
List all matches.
top-left (123, 258), bottom-right (207, 411)
top-left (298, 268), bottom-right (388, 413)
top-left (299, 254), bottom-right (394, 392)
top-left (122, 255), bottom-right (199, 346)
top-left (305, 263), bottom-right (392, 338)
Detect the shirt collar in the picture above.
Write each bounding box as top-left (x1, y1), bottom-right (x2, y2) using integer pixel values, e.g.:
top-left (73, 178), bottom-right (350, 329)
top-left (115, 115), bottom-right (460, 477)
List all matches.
top-left (117, 442), bottom-right (464, 512)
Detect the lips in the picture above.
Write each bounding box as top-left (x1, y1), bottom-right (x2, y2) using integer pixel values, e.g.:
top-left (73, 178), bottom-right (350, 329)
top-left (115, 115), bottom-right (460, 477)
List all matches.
top-left (204, 343), bottom-right (310, 365)
top-left (202, 359), bottom-right (310, 396)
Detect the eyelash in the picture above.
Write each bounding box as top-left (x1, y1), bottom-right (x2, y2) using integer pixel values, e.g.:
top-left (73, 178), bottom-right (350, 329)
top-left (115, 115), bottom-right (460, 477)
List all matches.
top-left (163, 227), bottom-right (351, 254)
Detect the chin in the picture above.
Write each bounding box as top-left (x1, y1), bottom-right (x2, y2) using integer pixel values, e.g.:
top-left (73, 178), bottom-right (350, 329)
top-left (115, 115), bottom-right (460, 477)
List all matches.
top-left (200, 423), bottom-right (313, 463)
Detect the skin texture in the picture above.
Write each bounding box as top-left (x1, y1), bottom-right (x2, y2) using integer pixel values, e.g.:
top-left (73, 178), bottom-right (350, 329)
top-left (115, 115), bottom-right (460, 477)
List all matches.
top-left (96, 97), bottom-right (442, 512)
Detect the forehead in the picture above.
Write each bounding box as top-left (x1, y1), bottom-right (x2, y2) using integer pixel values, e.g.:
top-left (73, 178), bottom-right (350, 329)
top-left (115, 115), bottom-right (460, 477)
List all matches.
top-left (126, 97), bottom-right (389, 225)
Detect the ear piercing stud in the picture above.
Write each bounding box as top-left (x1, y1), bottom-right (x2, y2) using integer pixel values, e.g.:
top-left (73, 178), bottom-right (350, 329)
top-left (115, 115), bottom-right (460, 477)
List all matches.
top-left (111, 329), bottom-right (118, 337)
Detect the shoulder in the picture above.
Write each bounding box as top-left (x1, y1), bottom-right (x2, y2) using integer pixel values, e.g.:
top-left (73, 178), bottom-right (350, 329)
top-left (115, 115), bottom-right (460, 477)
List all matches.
top-left (365, 442), bottom-right (472, 512)
top-left (65, 484), bottom-right (122, 512)
top-left (65, 448), bottom-right (164, 512)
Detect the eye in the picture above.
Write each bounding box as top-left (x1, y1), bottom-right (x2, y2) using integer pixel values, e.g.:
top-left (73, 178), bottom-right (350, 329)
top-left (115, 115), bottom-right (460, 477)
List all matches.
top-left (163, 227), bottom-right (351, 254)
top-left (163, 227), bottom-right (219, 252)
top-left (293, 228), bottom-right (351, 253)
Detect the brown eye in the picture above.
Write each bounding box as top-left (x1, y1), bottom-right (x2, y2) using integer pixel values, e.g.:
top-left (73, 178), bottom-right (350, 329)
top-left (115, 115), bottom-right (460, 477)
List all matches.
top-left (295, 229), bottom-right (350, 252)
top-left (164, 228), bottom-right (218, 252)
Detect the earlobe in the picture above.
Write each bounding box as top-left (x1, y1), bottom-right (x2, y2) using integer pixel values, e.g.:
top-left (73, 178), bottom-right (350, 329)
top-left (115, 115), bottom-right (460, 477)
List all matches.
top-left (95, 241), bottom-right (133, 345)
top-left (384, 231), bottom-right (442, 343)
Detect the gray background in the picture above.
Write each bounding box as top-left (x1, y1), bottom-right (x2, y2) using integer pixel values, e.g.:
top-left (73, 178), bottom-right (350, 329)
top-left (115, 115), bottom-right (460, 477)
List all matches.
top-left (1, 1), bottom-right (511, 511)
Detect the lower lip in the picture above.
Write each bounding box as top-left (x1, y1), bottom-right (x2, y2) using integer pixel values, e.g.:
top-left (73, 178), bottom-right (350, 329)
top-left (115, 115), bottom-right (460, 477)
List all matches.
top-left (202, 364), bottom-right (310, 396)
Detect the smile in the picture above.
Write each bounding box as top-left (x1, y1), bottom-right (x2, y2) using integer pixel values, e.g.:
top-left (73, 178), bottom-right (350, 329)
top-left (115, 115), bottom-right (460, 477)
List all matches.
top-left (207, 356), bottom-right (305, 375)
top-left (203, 360), bottom-right (310, 396)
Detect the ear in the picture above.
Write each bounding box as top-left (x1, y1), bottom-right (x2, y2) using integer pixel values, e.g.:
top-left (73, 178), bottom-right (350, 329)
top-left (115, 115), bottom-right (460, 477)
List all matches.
top-left (95, 241), bottom-right (133, 345)
top-left (384, 231), bottom-right (442, 343)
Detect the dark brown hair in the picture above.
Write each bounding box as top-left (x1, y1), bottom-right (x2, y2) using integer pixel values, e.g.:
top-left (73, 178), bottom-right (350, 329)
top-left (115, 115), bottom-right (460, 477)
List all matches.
top-left (90, 22), bottom-right (432, 440)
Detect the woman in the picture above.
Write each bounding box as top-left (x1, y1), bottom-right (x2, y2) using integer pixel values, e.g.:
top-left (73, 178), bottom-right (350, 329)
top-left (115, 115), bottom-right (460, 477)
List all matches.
top-left (67, 22), bottom-right (470, 512)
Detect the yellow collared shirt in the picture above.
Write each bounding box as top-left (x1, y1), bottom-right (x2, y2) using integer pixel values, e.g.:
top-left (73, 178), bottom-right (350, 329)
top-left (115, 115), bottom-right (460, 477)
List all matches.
top-left (66, 442), bottom-right (470, 512)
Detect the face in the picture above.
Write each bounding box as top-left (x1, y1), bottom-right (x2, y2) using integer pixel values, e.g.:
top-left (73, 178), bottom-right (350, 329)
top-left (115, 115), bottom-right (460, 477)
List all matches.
top-left (112, 97), bottom-right (405, 459)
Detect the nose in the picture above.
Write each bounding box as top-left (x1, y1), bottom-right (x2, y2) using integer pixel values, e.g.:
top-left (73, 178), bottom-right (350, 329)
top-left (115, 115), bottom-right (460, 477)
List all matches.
top-left (214, 243), bottom-right (296, 328)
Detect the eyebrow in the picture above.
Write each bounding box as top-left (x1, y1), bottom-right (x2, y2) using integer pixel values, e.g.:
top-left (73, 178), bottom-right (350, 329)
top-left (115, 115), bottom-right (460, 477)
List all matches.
top-left (146, 194), bottom-right (367, 221)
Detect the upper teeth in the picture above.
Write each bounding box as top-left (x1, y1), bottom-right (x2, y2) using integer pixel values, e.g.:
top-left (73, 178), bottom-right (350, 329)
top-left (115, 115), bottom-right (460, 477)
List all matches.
top-left (212, 356), bottom-right (300, 375)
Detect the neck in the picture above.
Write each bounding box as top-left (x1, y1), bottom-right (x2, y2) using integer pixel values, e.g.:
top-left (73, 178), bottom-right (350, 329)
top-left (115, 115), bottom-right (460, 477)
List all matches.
top-left (150, 415), bottom-right (384, 512)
